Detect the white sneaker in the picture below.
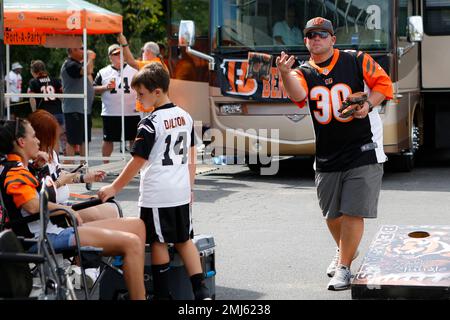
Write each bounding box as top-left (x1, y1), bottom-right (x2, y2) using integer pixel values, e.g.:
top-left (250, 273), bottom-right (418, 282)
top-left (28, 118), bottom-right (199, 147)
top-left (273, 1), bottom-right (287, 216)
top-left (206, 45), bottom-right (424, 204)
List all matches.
top-left (326, 248), bottom-right (359, 278)
top-left (326, 248), bottom-right (340, 278)
top-left (68, 265), bottom-right (81, 290)
top-left (327, 264), bottom-right (352, 291)
top-left (67, 266), bottom-right (99, 289)
top-left (84, 268), bottom-right (100, 289)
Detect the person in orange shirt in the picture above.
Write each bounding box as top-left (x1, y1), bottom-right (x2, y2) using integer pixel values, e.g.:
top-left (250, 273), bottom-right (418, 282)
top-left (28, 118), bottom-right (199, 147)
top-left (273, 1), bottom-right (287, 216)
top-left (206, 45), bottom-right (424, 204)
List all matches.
top-left (0, 118), bottom-right (147, 300)
top-left (117, 34), bottom-right (169, 113)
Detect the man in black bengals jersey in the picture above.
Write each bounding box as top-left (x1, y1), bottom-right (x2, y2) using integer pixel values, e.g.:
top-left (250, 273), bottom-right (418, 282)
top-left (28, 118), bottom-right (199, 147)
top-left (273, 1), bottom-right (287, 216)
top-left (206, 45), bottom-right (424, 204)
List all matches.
top-left (277, 17), bottom-right (393, 291)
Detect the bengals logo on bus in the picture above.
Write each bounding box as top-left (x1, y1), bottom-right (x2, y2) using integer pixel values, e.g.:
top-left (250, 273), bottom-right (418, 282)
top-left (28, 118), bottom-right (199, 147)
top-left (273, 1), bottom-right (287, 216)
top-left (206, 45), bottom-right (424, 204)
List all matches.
top-left (221, 59), bottom-right (257, 96)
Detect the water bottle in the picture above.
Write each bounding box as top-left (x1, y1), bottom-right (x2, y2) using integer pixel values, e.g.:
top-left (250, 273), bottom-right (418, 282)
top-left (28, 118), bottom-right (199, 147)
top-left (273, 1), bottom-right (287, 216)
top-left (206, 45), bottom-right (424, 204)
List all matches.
top-left (112, 255), bottom-right (123, 267)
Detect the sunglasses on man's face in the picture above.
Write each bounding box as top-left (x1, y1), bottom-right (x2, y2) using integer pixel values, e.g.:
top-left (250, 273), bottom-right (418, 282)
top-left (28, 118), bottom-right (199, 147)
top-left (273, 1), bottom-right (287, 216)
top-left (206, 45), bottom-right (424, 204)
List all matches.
top-left (306, 31), bottom-right (330, 39)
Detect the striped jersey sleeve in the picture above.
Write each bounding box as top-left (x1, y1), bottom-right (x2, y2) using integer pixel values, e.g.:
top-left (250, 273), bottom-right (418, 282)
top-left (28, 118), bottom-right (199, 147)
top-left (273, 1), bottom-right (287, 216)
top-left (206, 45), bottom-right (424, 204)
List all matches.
top-left (291, 69), bottom-right (309, 108)
top-left (358, 52), bottom-right (393, 99)
top-left (130, 117), bottom-right (156, 160)
top-left (4, 167), bottom-right (39, 208)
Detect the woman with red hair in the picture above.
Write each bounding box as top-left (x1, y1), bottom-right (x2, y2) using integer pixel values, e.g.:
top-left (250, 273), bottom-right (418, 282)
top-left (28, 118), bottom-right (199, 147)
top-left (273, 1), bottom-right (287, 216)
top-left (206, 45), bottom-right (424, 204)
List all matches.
top-left (28, 110), bottom-right (118, 222)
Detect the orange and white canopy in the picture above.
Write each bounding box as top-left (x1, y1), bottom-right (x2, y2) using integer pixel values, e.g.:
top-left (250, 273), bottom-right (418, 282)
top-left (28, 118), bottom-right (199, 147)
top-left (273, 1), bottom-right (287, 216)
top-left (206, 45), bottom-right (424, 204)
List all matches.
top-left (4, 0), bottom-right (122, 45)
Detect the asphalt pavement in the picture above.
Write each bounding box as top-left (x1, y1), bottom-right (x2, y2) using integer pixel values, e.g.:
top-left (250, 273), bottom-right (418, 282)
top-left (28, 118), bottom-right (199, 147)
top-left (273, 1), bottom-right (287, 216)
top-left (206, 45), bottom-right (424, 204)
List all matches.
top-left (69, 130), bottom-right (450, 300)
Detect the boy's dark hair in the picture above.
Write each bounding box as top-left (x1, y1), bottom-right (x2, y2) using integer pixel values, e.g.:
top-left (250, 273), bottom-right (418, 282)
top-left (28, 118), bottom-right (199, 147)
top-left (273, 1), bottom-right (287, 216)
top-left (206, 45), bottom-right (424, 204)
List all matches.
top-left (0, 119), bottom-right (29, 154)
top-left (131, 62), bottom-right (170, 93)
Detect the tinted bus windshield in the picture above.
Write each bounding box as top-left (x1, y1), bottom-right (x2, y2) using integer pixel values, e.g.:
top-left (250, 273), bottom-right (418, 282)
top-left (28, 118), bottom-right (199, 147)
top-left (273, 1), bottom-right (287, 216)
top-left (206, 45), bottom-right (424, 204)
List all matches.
top-left (212, 0), bottom-right (391, 52)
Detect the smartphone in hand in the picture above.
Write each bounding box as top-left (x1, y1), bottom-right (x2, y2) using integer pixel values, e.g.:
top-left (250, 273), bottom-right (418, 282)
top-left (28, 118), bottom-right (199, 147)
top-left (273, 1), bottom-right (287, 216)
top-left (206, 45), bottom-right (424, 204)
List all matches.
top-left (70, 162), bottom-right (86, 173)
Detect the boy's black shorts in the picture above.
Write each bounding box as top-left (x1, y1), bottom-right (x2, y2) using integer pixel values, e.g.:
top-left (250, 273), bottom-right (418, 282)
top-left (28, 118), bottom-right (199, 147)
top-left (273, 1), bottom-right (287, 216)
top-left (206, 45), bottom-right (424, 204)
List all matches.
top-left (140, 204), bottom-right (194, 244)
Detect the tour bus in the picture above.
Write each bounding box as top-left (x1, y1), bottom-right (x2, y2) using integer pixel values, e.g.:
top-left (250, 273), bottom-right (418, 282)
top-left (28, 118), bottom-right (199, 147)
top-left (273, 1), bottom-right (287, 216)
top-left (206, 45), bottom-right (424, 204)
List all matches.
top-left (166, 0), bottom-right (450, 172)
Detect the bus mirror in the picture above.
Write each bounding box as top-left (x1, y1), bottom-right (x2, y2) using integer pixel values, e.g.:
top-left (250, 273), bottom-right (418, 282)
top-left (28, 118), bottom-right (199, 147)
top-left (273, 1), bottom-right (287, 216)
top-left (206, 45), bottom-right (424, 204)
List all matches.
top-left (179, 20), bottom-right (196, 47)
top-left (408, 16), bottom-right (423, 42)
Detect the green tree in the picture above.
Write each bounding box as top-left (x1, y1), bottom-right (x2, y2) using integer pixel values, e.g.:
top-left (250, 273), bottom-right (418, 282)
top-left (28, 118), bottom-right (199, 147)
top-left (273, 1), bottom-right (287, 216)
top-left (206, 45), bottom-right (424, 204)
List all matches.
top-left (90, 0), bottom-right (166, 68)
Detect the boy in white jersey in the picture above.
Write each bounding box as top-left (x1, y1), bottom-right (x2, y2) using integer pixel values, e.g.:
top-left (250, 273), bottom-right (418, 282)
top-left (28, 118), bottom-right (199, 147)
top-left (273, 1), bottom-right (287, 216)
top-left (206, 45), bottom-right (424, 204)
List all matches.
top-left (98, 63), bottom-right (210, 300)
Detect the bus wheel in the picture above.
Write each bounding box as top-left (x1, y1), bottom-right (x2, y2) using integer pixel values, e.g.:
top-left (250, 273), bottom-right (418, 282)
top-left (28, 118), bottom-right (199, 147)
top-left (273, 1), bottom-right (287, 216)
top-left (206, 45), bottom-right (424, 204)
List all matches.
top-left (389, 152), bottom-right (414, 172)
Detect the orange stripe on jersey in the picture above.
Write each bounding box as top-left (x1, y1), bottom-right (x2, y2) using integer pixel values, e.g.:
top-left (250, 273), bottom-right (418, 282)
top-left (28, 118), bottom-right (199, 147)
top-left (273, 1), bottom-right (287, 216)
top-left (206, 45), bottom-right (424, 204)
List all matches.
top-left (3, 160), bottom-right (39, 208)
top-left (6, 169), bottom-right (38, 187)
top-left (6, 183), bottom-right (38, 208)
top-left (5, 179), bottom-right (38, 208)
top-left (291, 69), bottom-right (309, 108)
top-left (361, 53), bottom-right (393, 100)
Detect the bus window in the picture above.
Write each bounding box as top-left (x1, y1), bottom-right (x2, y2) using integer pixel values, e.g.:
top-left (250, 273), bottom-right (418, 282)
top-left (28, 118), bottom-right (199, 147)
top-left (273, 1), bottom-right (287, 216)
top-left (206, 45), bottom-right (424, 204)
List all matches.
top-left (424, 0), bottom-right (450, 35)
top-left (214, 0), bottom-right (391, 51)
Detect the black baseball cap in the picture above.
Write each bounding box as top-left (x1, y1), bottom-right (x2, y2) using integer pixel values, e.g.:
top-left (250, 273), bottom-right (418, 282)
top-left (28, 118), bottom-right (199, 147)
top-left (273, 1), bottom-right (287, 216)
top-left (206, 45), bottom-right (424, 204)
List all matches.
top-left (304, 17), bottom-right (334, 35)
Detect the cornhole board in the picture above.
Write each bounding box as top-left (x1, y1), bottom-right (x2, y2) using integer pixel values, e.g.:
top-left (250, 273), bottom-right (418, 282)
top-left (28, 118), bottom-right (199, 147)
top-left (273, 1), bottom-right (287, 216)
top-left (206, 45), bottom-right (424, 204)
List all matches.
top-left (352, 225), bottom-right (450, 300)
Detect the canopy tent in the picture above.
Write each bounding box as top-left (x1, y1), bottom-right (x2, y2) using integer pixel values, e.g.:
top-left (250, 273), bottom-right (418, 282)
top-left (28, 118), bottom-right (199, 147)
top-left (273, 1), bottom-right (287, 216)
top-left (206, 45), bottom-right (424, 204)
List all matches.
top-left (4, 0), bottom-right (122, 35)
top-left (3, 0), bottom-right (127, 169)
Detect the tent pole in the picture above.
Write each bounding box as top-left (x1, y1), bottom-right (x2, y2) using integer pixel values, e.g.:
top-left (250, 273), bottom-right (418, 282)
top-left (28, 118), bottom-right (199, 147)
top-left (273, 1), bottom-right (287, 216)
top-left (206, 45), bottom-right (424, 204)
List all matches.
top-left (120, 39), bottom-right (125, 161)
top-left (83, 28), bottom-right (89, 169)
top-left (6, 44), bottom-right (10, 120)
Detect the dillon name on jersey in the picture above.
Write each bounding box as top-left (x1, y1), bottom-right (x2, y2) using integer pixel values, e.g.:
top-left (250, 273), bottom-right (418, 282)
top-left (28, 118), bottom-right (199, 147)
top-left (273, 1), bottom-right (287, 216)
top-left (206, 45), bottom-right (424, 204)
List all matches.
top-left (130, 103), bottom-right (195, 208)
top-left (292, 49), bottom-right (393, 172)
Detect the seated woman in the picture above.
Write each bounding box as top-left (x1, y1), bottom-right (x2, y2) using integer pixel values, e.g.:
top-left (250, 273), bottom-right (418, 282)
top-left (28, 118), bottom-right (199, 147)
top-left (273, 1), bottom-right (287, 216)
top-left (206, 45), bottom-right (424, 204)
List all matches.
top-left (0, 119), bottom-right (146, 300)
top-left (28, 110), bottom-right (117, 222)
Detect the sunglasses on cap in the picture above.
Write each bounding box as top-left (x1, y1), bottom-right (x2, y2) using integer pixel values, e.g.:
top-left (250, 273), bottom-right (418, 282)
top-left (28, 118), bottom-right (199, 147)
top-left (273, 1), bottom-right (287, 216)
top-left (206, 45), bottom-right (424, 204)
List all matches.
top-left (0, 118), bottom-right (22, 141)
top-left (306, 31), bottom-right (330, 39)
top-left (110, 51), bottom-right (120, 56)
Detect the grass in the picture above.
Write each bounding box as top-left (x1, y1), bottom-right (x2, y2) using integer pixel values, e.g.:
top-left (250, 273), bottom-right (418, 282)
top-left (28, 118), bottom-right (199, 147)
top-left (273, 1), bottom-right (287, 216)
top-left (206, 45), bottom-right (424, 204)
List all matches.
top-left (92, 115), bottom-right (102, 129)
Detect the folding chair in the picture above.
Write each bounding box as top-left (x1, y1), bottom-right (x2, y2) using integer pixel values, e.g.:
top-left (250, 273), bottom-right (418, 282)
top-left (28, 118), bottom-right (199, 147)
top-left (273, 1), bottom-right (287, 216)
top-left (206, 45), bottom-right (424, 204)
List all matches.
top-left (53, 195), bottom-right (125, 300)
top-left (1, 178), bottom-right (126, 299)
top-left (0, 229), bottom-right (41, 299)
top-left (0, 182), bottom-right (75, 300)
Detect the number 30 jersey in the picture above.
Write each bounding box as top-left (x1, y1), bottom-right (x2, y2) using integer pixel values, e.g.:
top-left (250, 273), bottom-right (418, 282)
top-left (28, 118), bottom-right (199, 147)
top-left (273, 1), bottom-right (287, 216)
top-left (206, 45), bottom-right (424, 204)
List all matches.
top-left (292, 49), bottom-right (393, 172)
top-left (131, 103), bottom-right (195, 208)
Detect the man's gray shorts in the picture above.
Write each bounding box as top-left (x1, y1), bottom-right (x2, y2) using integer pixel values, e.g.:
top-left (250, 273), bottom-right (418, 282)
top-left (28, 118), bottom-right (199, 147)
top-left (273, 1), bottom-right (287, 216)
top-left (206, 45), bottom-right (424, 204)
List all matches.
top-left (315, 163), bottom-right (383, 219)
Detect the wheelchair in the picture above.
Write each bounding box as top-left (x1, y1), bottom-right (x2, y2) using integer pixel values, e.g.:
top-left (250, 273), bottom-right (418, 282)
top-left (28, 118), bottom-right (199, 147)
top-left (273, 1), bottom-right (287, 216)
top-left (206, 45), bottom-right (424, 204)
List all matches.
top-left (0, 177), bottom-right (124, 300)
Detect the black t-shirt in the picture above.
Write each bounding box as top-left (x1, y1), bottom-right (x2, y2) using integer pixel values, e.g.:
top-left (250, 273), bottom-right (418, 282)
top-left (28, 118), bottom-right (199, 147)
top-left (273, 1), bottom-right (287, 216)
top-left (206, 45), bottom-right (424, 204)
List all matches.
top-left (28, 76), bottom-right (63, 114)
top-left (64, 58), bottom-right (83, 78)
